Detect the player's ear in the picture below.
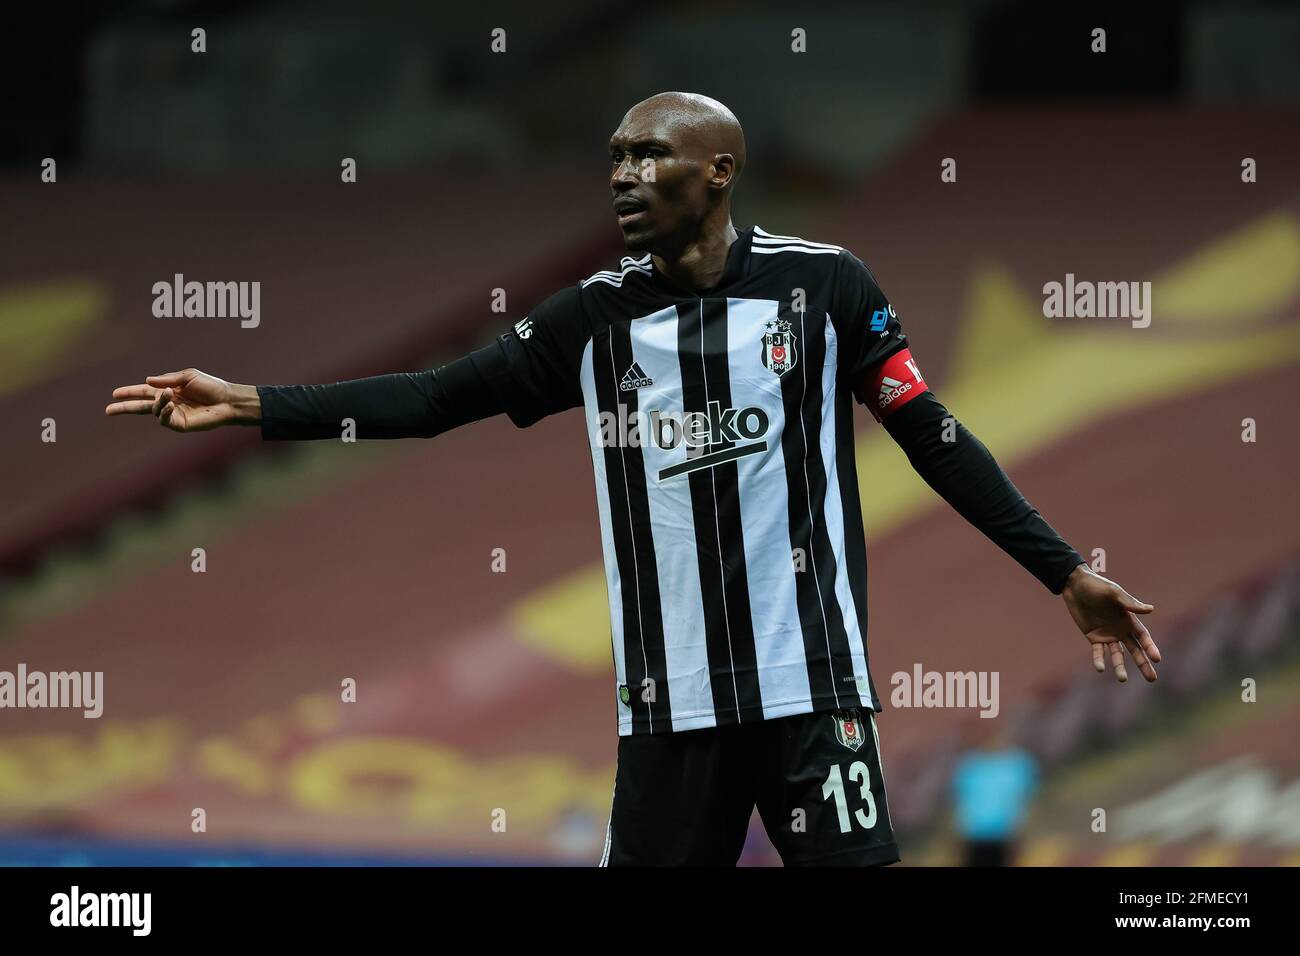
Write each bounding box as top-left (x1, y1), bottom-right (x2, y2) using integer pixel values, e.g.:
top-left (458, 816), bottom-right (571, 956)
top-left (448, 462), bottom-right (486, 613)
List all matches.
top-left (709, 153), bottom-right (736, 190)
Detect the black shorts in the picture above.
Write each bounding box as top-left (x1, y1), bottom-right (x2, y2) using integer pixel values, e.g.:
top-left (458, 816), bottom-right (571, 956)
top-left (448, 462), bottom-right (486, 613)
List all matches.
top-left (600, 707), bottom-right (899, 866)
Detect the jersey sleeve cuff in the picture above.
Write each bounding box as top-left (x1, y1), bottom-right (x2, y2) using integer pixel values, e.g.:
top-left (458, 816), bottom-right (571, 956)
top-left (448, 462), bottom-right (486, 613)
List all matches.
top-left (255, 384), bottom-right (296, 440)
top-left (1046, 555), bottom-right (1087, 594)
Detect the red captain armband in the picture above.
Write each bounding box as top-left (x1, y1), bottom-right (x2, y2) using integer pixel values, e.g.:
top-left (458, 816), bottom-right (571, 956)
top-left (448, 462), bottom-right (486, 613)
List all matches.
top-left (861, 348), bottom-right (928, 422)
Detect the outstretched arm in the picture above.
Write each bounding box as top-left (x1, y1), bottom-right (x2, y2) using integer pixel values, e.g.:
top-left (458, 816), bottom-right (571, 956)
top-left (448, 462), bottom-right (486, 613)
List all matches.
top-left (105, 346), bottom-right (506, 440)
top-left (107, 286), bottom-right (587, 440)
top-left (829, 248), bottom-right (1159, 683)
top-left (256, 350), bottom-right (503, 440)
top-left (878, 388), bottom-right (1083, 593)
top-left (865, 372), bottom-right (1160, 683)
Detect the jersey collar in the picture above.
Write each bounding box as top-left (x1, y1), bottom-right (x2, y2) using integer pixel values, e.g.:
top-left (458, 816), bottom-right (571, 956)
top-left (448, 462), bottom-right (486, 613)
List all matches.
top-left (647, 226), bottom-right (754, 297)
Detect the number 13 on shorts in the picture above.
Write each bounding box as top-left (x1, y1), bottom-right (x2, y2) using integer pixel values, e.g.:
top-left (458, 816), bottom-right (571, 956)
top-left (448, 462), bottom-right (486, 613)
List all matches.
top-left (815, 708), bottom-right (893, 849)
top-left (760, 707), bottom-right (899, 865)
top-left (822, 760), bottom-right (878, 832)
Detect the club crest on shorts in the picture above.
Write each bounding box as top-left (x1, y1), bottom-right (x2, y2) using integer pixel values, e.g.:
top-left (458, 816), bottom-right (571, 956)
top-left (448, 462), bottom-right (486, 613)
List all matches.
top-left (760, 319), bottom-right (797, 375)
top-left (832, 708), bottom-right (865, 752)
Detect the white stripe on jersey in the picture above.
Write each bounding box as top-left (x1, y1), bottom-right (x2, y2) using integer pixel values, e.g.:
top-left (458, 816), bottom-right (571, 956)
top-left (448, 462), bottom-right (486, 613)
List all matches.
top-left (790, 306), bottom-right (841, 710)
top-left (752, 227), bottom-right (843, 254)
top-left (582, 260), bottom-right (652, 288)
top-left (818, 314), bottom-right (870, 689)
top-left (752, 226), bottom-right (841, 246)
top-left (628, 306), bottom-right (717, 731)
top-left (695, 303), bottom-right (744, 725)
top-left (580, 338), bottom-right (629, 721)
top-left (752, 243), bottom-right (842, 256)
top-left (727, 298), bottom-right (817, 715)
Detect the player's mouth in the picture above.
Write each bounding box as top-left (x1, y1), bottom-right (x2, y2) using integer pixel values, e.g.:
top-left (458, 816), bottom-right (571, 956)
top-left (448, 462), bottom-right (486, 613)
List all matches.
top-left (614, 197), bottom-right (648, 227)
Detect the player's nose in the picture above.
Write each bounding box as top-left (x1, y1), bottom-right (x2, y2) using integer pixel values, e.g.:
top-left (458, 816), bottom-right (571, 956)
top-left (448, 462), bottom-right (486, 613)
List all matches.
top-left (610, 157), bottom-right (640, 190)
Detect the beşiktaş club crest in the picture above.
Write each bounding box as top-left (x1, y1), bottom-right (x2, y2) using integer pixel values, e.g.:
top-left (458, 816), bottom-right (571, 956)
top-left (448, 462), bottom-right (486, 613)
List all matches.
top-left (832, 708), bottom-right (866, 752)
top-left (760, 319), bottom-right (797, 375)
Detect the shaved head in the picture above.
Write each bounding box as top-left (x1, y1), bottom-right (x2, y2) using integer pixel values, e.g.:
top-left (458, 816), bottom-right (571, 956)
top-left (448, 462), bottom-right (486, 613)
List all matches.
top-left (622, 92), bottom-right (747, 190)
top-left (608, 92), bottom-right (746, 258)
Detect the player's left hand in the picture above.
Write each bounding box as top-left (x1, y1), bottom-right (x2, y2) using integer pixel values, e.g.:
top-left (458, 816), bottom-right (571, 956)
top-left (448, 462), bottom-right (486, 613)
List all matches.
top-left (1060, 564), bottom-right (1160, 682)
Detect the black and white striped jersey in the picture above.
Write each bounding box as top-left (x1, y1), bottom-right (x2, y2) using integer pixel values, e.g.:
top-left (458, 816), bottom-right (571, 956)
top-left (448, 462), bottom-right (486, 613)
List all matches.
top-left (491, 226), bottom-right (922, 735)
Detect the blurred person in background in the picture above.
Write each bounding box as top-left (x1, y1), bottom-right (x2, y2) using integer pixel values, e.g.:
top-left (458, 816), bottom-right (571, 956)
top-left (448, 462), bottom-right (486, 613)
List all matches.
top-left (951, 728), bottom-right (1039, 866)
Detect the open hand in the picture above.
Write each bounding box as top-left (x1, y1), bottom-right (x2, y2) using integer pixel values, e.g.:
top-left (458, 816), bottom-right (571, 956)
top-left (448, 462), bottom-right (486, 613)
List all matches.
top-left (105, 368), bottom-right (259, 432)
top-left (1061, 564), bottom-right (1160, 682)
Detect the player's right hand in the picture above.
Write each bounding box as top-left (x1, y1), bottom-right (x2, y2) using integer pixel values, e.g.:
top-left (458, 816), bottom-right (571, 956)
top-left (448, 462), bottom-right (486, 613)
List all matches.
top-left (105, 368), bottom-right (260, 432)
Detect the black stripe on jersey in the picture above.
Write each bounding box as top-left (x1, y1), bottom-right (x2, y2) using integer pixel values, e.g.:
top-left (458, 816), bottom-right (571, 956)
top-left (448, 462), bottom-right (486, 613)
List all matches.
top-left (833, 379), bottom-right (880, 708)
top-left (593, 324), bottom-right (672, 733)
top-left (776, 302), bottom-right (864, 711)
top-left (676, 299), bottom-right (763, 725)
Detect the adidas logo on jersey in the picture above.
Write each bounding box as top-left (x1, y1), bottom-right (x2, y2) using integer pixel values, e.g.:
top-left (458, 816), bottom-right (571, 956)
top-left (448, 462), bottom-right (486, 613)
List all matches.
top-left (619, 361), bottom-right (654, 391)
top-left (878, 375), bottom-right (911, 407)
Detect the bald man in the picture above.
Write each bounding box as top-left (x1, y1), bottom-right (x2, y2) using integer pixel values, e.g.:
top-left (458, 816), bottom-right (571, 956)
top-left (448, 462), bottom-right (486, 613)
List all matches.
top-left (108, 92), bottom-right (1159, 867)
